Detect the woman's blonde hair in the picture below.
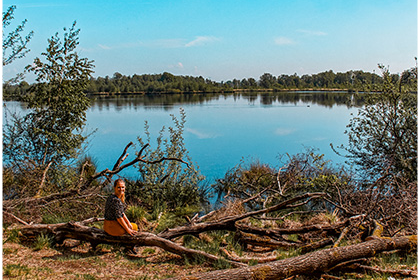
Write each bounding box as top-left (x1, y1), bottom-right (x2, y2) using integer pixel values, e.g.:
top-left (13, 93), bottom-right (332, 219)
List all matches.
top-left (114, 179), bottom-right (125, 203)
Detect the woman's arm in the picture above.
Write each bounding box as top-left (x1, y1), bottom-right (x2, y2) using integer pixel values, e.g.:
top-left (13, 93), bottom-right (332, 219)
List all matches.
top-left (116, 216), bottom-right (135, 235)
top-left (122, 214), bottom-right (133, 230)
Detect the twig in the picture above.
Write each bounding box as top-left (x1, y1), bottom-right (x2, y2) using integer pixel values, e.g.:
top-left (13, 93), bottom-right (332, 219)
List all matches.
top-left (220, 247), bottom-right (278, 263)
top-left (353, 263), bottom-right (417, 277)
top-left (320, 274), bottom-right (343, 280)
top-left (35, 161), bottom-right (53, 197)
top-left (333, 226), bottom-right (349, 247)
top-left (3, 211), bottom-right (29, 225)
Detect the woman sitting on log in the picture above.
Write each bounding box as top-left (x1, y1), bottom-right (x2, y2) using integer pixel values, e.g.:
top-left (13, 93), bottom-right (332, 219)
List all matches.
top-left (104, 179), bottom-right (138, 236)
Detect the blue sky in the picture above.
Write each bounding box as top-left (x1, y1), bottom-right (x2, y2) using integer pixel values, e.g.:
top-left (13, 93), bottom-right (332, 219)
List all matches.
top-left (2, 0), bottom-right (418, 82)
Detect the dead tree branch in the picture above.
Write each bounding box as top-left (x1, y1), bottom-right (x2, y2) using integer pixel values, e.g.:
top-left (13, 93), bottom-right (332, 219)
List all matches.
top-left (18, 221), bottom-right (245, 268)
top-left (169, 235), bottom-right (417, 280)
top-left (158, 192), bottom-right (326, 240)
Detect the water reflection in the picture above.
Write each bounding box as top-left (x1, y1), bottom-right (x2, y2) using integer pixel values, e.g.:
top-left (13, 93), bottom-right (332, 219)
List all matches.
top-left (3, 91), bottom-right (363, 183)
top-left (91, 91), bottom-right (364, 111)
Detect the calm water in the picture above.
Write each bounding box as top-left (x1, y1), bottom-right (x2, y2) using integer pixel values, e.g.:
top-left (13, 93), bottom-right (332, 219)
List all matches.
top-left (4, 92), bottom-right (361, 182)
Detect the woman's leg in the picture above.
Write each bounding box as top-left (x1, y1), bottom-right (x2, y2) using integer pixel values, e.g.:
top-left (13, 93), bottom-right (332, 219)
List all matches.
top-left (104, 220), bottom-right (126, 236)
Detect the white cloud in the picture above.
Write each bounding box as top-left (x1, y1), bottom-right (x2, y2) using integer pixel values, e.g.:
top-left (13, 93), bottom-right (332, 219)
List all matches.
top-left (185, 36), bottom-right (220, 47)
top-left (20, 3), bottom-right (69, 8)
top-left (297, 29), bottom-right (327, 36)
top-left (98, 44), bottom-right (112, 50)
top-left (169, 62), bottom-right (184, 69)
top-left (186, 128), bottom-right (221, 139)
top-left (96, 36), bottom-right (220, 51)
top-left (274, 128), bottom-right (296, 136)
top-left (274, 37), bottom-right (295, 45)
top-left (150, 39), bottom-right (185, 48)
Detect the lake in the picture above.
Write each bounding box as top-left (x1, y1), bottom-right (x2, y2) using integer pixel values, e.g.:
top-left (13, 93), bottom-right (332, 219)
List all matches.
top-left (4, 91), bottom-right (361, 183)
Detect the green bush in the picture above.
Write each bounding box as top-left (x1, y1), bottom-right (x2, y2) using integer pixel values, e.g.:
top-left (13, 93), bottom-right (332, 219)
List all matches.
top-left (125, 205), bottom-right (149, 224)
top-left (128, 109), bottom-right (209, 211)
top-left (33, 233), bottom-right (53, 251)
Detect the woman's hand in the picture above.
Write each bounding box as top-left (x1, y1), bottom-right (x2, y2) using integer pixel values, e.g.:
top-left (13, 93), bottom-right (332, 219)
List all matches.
top-left (117, 216), bottom-right (136, 236)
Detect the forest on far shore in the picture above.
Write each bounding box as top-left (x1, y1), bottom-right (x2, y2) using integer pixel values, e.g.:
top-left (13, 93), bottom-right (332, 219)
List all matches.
top-left (4, 67), bottom-right (418, 98)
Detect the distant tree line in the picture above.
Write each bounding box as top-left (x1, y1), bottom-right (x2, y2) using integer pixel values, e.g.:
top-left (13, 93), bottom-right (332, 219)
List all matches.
top-left (4, 68), bottom-right (417, 98)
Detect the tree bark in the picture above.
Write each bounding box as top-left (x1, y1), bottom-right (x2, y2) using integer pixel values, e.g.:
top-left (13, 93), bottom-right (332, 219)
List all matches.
top-left (168, 235), bottom-right (417, 280)
top-left (236, 219), bottom-right (349, 238)
top-left (158, 192), bottom-right (325, 240)
top-left (18, 220), bottom-right (245, 268)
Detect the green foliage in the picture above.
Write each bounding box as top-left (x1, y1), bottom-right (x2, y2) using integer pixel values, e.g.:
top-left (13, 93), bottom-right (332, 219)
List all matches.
top-left (154, 212), bottom-right (187, 233)
top-left (80, 69), bottom-right (382, 93)
top-left (106, 68), bottom-right (380, 92)
top-left (6, 68), bottom-right (393, 96)
top-left (213, 258), bottom-right (232, 270)
top-left (213, 151), bottom-right (351, 211)
top-left (125, 205), bottom-right (149, 224)
top-left (212, 159), bottom-right (275, 207)
top-left (4, 21), bottom-right (94, 169)
top-left (3, 228), bottom-right (21, 244)
top-left (127, 108), bottom-right (208, 210)
top-left (2, 5), bottom-right (34, 67)
top-left (338, 64), bottom-right (417, 181)
top-left (27, 21), bottom-right (93, 163)
top-left (33, 233), bottom-right (53, 251)
top-left (276, 248), bottom-right (301, 259)
top-left (247, 259), bottom-right (259, 266)
top-left (3, 264), bottom-right (31, 278)
top-left (82, 274), bottom-right (97, 280)
top-left (3, 21), bottom-right (94, 200)
top-left (224, 232), bottom-right (244, 256)
top-left (41, 213), bottom-right (71, 224)
top-left (183, 232), bottom-right (227, 266)
top-left (76, 155), bottom-right (100, 187)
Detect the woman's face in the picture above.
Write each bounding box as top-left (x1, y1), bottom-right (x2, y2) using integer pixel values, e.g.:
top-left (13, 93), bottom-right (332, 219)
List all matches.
top-left (114, 181), bottom-right (125, 198)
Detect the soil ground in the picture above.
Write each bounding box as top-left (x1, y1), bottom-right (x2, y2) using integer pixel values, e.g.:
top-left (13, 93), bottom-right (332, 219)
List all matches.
top-left (3, 240), bottom-right (214, 279)
top-left (3, 235), bottom-right (417, 279)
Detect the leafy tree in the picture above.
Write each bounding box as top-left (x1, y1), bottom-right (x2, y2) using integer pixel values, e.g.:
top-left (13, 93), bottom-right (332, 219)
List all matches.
top-left (259, 73), bottom-right (277, 88)
top-left (127, 108), bottom-right (207, 210)
top-left (337, 64), bottom-right (417, 181)
top-left (213, 151), bottom-right (351, 212)
top-left (1, 6), bottom-right (34, 86)
top-left (2, 5), bottom-right (34, 66)
top-left (4, 21), bottom-right (94, 170)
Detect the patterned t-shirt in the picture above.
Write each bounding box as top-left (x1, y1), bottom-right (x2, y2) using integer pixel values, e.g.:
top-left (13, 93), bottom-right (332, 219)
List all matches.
top-left (104, 194), bottom-right (125, 220)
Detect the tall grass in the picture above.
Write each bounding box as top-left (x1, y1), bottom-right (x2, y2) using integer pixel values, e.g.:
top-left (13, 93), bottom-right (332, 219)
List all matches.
top-left (33, 233), bottom-right (53, 251)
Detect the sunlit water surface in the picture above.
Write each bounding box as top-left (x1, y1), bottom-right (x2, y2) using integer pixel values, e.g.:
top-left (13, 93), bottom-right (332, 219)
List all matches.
top-left (4, 92), bottom-right (361, 184)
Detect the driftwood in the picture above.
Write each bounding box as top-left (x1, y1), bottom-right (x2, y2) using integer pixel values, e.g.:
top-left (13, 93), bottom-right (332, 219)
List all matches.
top-left (158, 192), bottom-right (326, 240)
top-left (220, 248), bottom-right (278, 264)
top-left (234, 230), bottom-right (301, 249)
top-left (351, 263), bottom-right (418, 277)
top-left (13, 191), bottom-right (356, 274)
top-left (168, 235), bottom-right (417, 280)
top-left (13, 192), bottom-right (352, 267)
top-left (18, 219), bottom-right (245, 268)
top-left (11, 192), bottom-right (416, 280)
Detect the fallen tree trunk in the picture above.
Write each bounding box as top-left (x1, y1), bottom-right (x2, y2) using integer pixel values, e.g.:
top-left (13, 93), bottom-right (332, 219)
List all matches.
top-left (234, 230), bottom-right (301, 249)
top-left (168, 235), bottom-right (417, 280)
top-left (236, 218), bottom-right (349, 237)
top-left (18, 220), bottom-right (246, 268)
top-left (158, 192), bottom-right (325, 240)
top-left (351, 263), bottom-right (418, 277)
top-left (234, 230), bottom-right (334, 253)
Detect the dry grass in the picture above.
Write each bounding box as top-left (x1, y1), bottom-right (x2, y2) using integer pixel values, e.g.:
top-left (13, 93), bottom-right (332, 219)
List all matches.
top-left (207, 199), bottom-right (246, 222)
top-left (3, 239), bottom-right (213, 279)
